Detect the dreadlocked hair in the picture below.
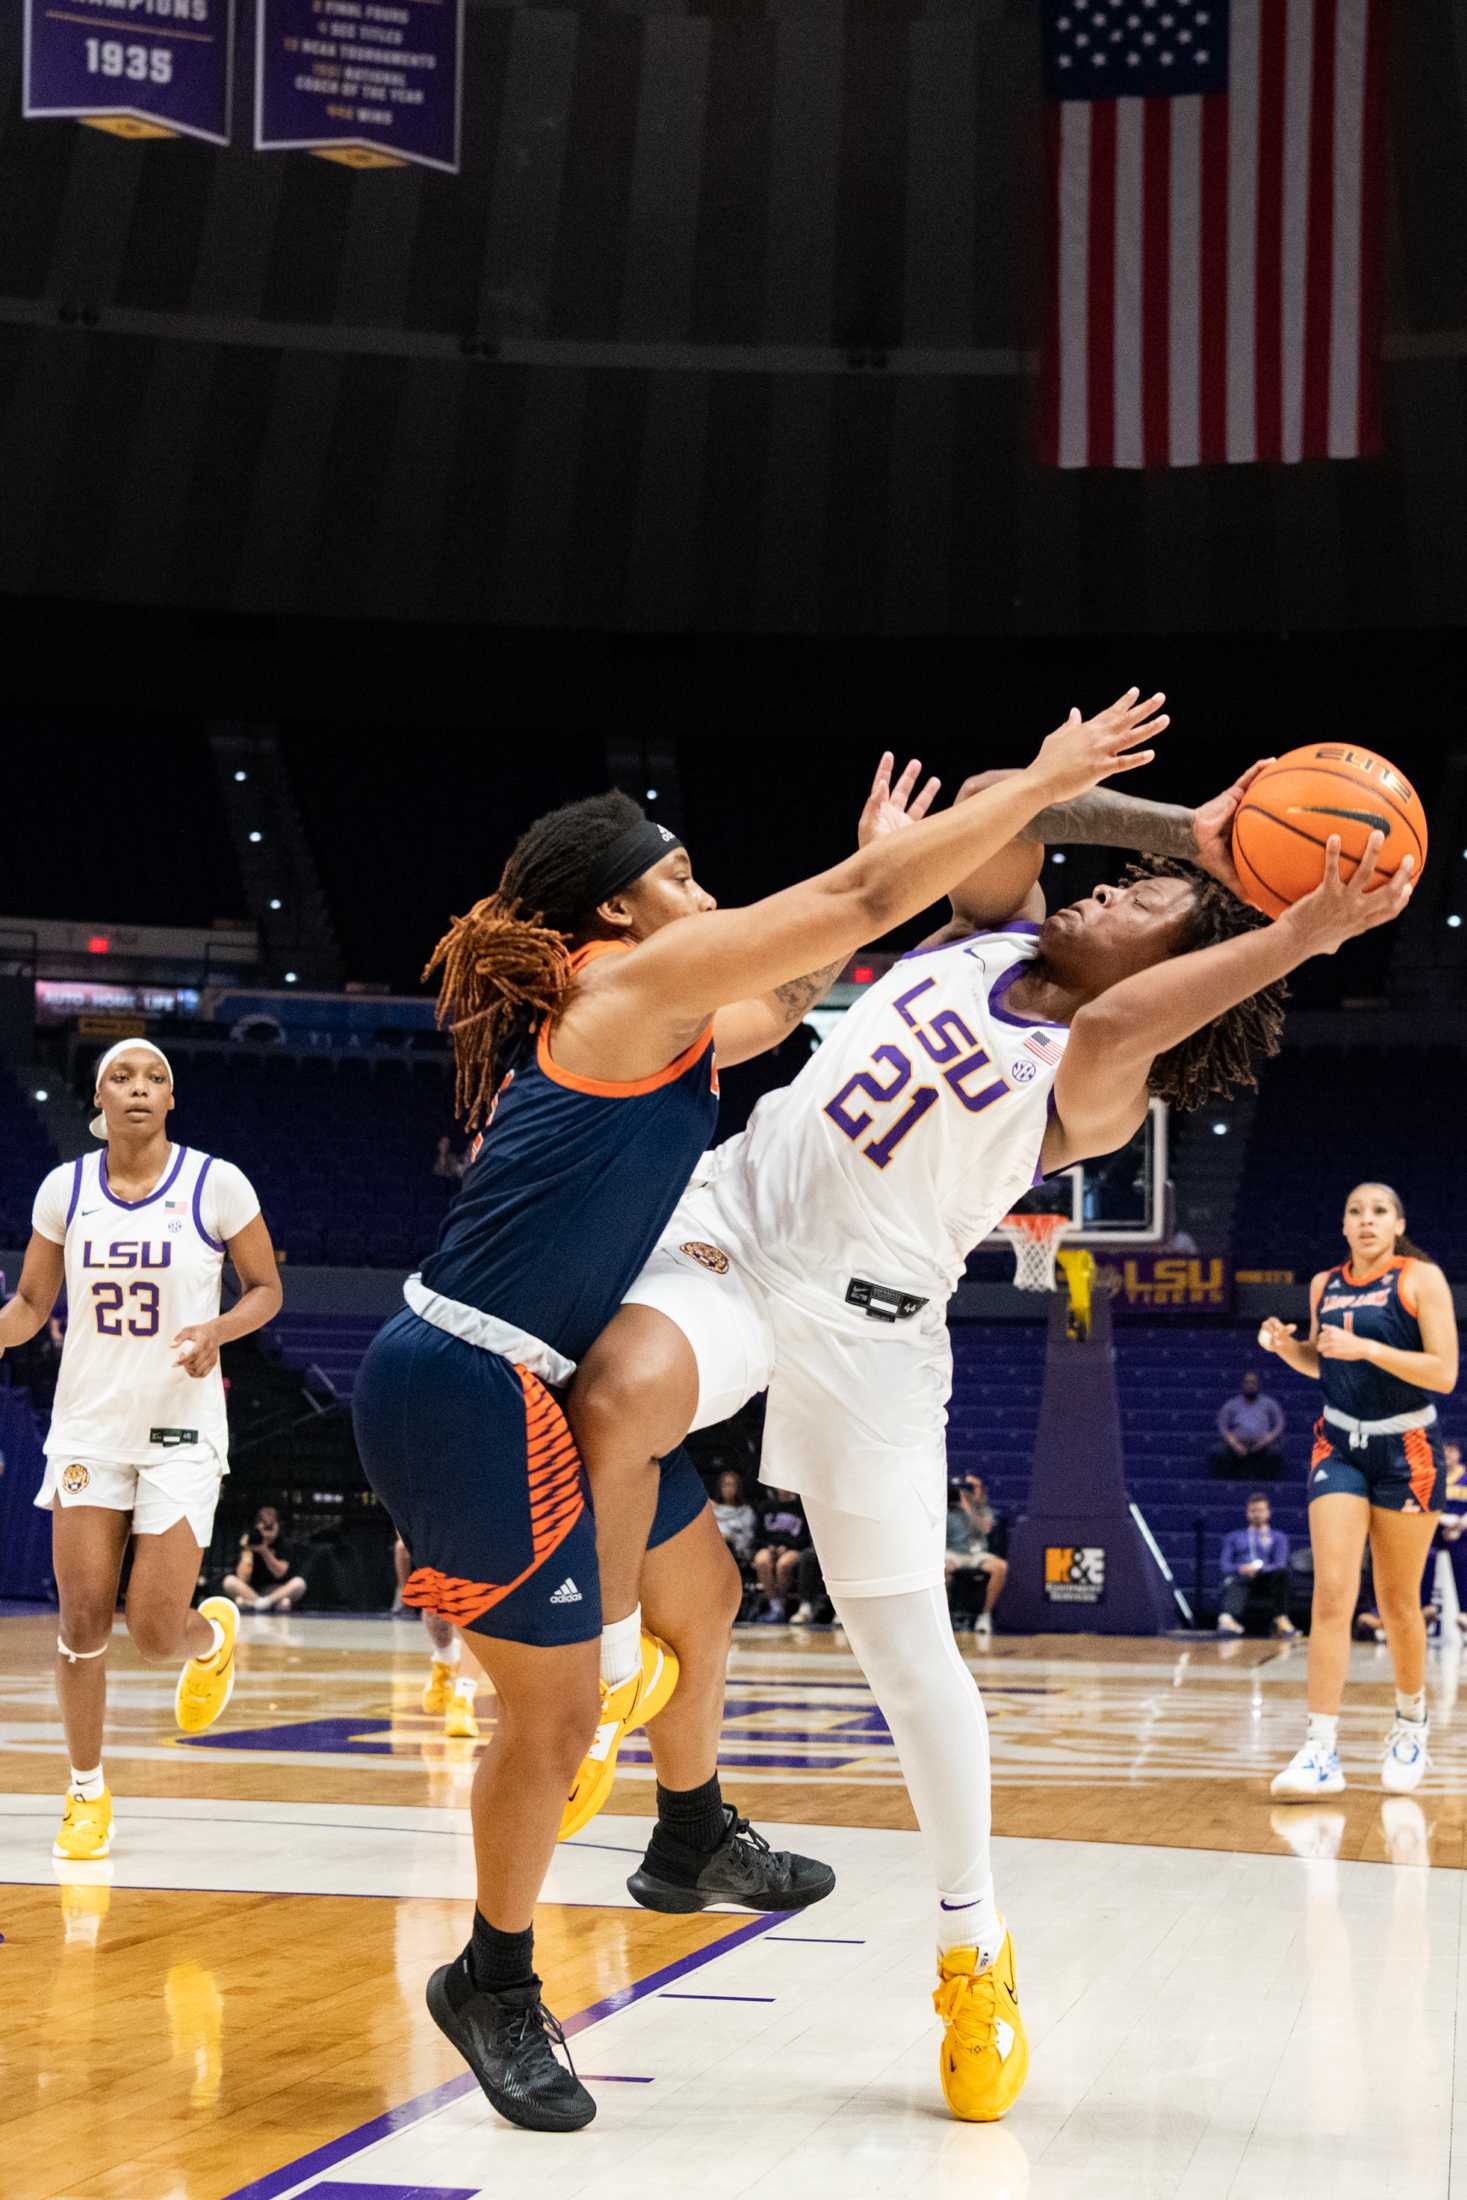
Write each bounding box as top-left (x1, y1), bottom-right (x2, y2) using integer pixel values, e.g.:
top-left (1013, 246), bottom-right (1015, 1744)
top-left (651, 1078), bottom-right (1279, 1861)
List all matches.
top-left (424, 788), bottom-right (647, 1130)
top-left (1122, 856), bottom-right (1288, 1111)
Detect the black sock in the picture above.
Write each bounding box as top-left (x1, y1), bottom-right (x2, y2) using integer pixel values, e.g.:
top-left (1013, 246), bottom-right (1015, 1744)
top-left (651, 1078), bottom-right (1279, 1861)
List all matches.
top-left (650, 1776), bottom-right (728, 1864)
top-left (460, 1911), bottom-right (536, 2000)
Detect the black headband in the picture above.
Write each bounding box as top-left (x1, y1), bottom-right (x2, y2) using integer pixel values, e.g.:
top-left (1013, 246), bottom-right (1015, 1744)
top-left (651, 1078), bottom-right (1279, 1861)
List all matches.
top-left (582, 817), bottom-right (684, 907)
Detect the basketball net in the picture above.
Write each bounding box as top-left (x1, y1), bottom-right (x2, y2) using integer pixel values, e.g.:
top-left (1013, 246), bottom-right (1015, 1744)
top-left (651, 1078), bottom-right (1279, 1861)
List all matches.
top-left (999, 1213), bottom-right (1100, 1339)
top-left (998, 1212), bottom-right (1071, 1293)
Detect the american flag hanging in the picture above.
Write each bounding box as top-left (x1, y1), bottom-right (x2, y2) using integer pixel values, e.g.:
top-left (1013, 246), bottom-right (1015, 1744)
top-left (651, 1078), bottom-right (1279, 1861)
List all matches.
top-left (1040, 1), bottom-right (1390, 469)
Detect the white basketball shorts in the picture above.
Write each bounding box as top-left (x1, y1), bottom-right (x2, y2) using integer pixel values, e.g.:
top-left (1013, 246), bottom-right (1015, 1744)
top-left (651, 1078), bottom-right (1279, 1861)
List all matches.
top-left (36, 1449), bottom-right (226, 1546)
top-left (624, 1185), bottom-right (952, 1599)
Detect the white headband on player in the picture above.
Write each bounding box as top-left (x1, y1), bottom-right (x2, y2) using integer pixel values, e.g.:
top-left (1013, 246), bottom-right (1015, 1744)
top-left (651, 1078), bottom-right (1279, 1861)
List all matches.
top-left (90, 1039), bottom-right (175, 1139)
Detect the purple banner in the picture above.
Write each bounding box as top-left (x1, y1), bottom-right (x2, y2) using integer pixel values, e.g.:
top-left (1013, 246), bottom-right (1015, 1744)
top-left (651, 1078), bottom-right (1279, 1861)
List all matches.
top-left (254, 0), bottom-right (462, 172)
top-left (1095, 1252), bottom-right (1234, 1315)
top-left (24, 0), bottom-right (234, 144)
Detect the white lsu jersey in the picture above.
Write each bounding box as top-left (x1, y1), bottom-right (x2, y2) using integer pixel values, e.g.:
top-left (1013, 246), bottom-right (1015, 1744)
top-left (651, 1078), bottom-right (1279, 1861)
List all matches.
top-left (32, 1145), bottom-right (260, 1469)
top-left (703, 926), bottom-right (1067, 1316)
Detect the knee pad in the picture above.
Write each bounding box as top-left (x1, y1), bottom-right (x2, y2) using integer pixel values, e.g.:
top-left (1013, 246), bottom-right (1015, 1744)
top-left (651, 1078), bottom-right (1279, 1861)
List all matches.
top-left (57, 1637), bottom-right (109, 1663)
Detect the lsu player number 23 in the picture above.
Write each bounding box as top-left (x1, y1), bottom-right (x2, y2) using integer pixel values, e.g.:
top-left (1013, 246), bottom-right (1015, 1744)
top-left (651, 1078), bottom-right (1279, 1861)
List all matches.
top-left (0, 1040), bottom-right (282, 1861)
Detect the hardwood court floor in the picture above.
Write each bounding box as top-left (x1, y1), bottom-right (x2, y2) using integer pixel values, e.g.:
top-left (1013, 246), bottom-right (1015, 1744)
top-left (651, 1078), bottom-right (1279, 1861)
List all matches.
top-left (3, 1611), bottom-right (1466, 2199)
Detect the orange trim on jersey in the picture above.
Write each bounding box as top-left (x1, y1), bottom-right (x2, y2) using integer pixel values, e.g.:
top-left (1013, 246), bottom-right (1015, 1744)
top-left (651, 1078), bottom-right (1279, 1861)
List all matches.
top-left (1310, 1417), bottom-right (1333, 1470)
top-left (1397, 1259), bottom-right (1419, 1319)
top-left (1403, 1425), bottom-right (1439, 1513)
top-left (536, 1009), bottom-right (714, 1098)
top-left (400, 1366), bottom-right (587, 1626)
top-left (1341, 1255), bottom-right (1409, 1290)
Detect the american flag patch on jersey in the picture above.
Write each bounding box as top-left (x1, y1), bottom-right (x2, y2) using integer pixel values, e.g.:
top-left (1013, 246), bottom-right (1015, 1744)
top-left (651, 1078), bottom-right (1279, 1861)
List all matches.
top-left (1024, 1030), bottom-right (1066, 1065)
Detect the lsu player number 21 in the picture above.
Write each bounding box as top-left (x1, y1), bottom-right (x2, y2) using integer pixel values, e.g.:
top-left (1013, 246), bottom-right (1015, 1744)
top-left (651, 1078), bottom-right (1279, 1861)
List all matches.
top-left (565, 749), bottom-right (1416, 2125)
top-left (0, 1040), bottom-right (282, 1862)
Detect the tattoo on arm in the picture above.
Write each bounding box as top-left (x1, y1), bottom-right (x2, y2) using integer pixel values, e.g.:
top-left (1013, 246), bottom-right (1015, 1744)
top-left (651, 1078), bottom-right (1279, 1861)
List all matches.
top-left (1017, 788), bottom-right (1196, 858)
top-left (772, 958), bottom-right (847, 1025)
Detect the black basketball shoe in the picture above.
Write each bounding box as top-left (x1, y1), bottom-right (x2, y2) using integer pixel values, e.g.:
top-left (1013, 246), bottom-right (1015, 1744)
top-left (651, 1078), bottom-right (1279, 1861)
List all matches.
top-left (426, 1960), bottom-right (596, 2132)
top-left (627, 1806), bottom-right (836, 1914)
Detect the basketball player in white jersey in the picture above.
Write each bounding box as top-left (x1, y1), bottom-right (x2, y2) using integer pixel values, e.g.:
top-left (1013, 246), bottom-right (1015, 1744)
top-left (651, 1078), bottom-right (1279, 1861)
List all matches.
top-left (0, 1040), bottom-right (282, 1860)
top-left (564, 748), bottom-right (1414, 2121)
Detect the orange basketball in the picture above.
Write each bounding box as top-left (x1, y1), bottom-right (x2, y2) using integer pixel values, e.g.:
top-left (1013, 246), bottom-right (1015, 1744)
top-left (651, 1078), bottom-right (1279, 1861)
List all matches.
top-left (1230, 744), bottom-right (1427, 919)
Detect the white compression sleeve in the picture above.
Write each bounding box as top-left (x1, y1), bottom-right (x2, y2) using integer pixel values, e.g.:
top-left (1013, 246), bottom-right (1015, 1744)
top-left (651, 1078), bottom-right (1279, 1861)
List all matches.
top-left (831, 1584), bottom-right (1000, 1959)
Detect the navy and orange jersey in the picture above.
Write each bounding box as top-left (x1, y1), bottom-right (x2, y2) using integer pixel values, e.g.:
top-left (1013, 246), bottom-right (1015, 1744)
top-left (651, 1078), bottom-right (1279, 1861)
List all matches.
top-left (1315, 1256), bottom-right (1433, 1422)
top-left (419, 940), bottom-right (719, 1364)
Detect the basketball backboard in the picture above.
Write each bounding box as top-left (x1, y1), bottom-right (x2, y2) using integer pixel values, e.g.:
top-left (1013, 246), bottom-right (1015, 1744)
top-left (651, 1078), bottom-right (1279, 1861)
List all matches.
top-left (983, 1098), bottom-right (1169, 1250)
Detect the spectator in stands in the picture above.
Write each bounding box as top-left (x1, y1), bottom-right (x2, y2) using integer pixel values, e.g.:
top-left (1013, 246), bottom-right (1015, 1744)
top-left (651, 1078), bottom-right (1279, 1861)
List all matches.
top-left (223, 1504), bottom-right (308, 1613)
top-left (945, 1475), bottom-right (1009, 1641)
top-left (432, 1135), bottom-right (468, 1184)
top-left (1423, 1440), bottom-right (1467, 1638)
top-left (1211, 1368), bottom-right (1285, 1480)
top-left (712, 1469), bottom-right (756, 1568)
top-left (1217, 1493), bottom-right (1295, 1636)
top-left (752, 1487), bottom-right (810, 1623)
top-left (10, 1312), bottom-right (64, 1408)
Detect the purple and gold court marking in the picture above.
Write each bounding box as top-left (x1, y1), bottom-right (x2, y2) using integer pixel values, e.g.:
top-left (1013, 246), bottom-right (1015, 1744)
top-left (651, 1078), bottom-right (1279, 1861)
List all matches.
top-left (223, 1911), bottom-right (786, 2200)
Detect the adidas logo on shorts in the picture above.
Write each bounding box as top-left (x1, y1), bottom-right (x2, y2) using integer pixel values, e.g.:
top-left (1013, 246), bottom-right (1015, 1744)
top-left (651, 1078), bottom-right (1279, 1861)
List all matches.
top-left (549, 1578), bottom-right (583, 1605)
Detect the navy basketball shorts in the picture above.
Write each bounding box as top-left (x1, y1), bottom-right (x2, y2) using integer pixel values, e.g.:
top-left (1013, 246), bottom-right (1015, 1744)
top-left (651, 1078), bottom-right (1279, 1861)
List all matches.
top-left (1307, 1417), bottom-right (1446, 1515)
top-left (353, 1309), bottom-right (707, 1647)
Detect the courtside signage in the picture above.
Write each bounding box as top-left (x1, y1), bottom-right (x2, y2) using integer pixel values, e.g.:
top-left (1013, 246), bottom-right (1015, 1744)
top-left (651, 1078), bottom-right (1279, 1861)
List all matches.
top-left (24, 0), bottom-right (235, 144)
top-left (1044, 1546), bottom-right (1106, 1605)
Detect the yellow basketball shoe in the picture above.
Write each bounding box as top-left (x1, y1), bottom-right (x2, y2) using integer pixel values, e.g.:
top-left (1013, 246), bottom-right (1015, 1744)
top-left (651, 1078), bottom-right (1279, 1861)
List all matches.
top-left (934, 1929), bottom-right (1030, 2122)
top-left (175, 1597), bottom-right (239, 1735)
top-left (444, 1681), bottom-right (480, 1739)
top-left (559, 1631), bottom-right (679, 1841)
top-left (53, 1786), bottom-right (113, 1861)
top-left (422, 1659), bottom-right (456, 1717)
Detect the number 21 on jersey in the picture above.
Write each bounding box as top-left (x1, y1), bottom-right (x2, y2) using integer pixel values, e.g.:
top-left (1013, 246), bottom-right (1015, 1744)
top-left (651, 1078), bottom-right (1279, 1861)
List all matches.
top-left (822, 977), bottom-right (1008, 1171)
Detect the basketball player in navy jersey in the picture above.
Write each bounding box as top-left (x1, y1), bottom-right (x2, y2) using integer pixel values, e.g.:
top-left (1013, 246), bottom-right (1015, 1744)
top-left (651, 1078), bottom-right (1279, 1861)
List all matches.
top-left (1263, 1183), bottom-right (1458, 1798)
top-left (351, 696), bottom-right (1172, 2133)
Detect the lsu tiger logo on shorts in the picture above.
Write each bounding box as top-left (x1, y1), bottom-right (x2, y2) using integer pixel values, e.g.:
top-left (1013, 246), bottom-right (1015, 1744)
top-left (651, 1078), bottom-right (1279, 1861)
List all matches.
top-left (680, 1240), bottom-right (730, 1276)
top-left (61, 1463), bottom-right (91, 1495)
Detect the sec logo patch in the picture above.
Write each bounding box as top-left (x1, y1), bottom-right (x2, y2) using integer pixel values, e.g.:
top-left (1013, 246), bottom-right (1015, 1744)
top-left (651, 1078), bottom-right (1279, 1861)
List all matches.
top-left (61, 1463), bottom-right (91, 1495)
top-left (679, 1240), bottom-right (730, 1276)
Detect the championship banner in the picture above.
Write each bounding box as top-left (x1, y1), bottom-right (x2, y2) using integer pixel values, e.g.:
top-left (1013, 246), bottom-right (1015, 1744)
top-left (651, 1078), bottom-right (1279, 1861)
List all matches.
top-left (254, 0), bottom-right (462, 171)
top-left (24, 0), bottom-right (234, 144)
top-left (1095, 1253), bottom-right (1233, 1315)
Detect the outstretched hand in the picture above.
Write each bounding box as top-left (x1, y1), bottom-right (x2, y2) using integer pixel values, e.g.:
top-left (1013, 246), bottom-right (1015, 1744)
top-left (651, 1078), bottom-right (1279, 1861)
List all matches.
top-left (1193, 759), bottom-right (1274, 901)
top-left (1256, 1317), bottom-right (1296, 1355)
top-left (857, 753), bottom-right (943, 847)
top-left (1283, 833), bottom-right (1414, 956)
top-left (1031, 689), bottom-right (1169, 805)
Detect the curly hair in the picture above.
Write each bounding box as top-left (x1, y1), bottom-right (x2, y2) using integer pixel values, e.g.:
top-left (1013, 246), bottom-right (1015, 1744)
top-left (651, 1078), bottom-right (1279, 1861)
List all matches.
top-left (1122, 856), bottom-right (1287, 1111)
top-left (424, 789), bottom-right (646, 1129)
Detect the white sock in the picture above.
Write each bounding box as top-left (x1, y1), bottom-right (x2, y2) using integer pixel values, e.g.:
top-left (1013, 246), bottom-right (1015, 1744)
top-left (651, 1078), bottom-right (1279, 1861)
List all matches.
top-left (935, 1876), bottom-right (1004, 1968)
top-left (828, 1580), bottom-right (998, 1965)
top-left (1396, 1688), bottom-right (1427, 1724)
top-left (1307, 1712), bottom-right (1339, 1752)
top-left (429, 1634), bottom-right (461, 1670)
top-left (452, 1674), bottom-right (476, 1701)
top-left (69, 1765), bottom-right (105, 1803)
top-left (601, 1608), bottom-right (642, 1690)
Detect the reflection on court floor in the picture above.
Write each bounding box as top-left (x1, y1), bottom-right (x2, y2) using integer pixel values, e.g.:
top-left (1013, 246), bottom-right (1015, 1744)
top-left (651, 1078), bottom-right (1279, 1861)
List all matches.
top-left (4, 1614), bottom-right (1467, 2199)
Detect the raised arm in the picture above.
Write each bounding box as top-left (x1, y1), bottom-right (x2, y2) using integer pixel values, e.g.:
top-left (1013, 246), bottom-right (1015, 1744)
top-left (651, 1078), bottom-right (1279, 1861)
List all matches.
top-left (0, 1232), bottom-right (66, 1357)
top-left (1045, 834), bottom-right (1415, 1169)
top-left (609, 693), bottom-right (1168, 1051)
top-left (713, 754), bottom-right (942, 1069)
top-left (939, 754), bottom-right (1273, 932)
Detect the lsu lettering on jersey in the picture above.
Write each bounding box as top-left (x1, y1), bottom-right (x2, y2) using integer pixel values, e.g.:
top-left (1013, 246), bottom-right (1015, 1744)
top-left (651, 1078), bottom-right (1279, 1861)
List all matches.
top-left (32, 1146), bottom-right (259, 1468)
top-left (704, 925), bottom-right (1066, 1313)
